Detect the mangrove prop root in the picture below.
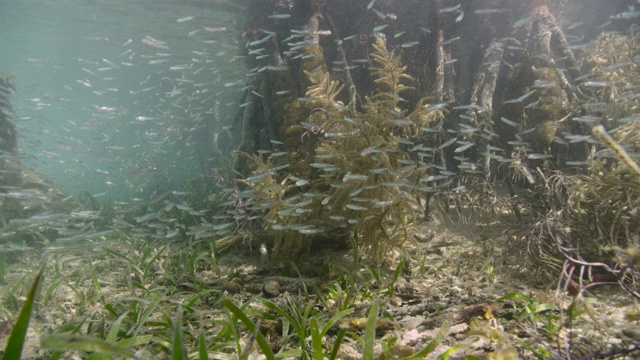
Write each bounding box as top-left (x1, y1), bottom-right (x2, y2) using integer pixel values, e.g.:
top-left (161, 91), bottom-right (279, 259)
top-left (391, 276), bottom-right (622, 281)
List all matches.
top-left (592, 125), bottom-right (640, 179)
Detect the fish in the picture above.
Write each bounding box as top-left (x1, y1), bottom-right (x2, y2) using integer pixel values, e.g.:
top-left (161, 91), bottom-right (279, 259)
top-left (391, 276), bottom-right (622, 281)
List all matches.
top-left (56, 230), bottom-right (114, 243)
top-left (212, 222), bottom-right (233, 231)
top-left (533, 80), bottom-right (556, 88)
top-left (500, 117), bottom-right (519, 127)
top-left (369, 167), bottom-right (388, 175)
top-left (76, 79), bottom-right (92, 88)
top-left (299, 228), bottom-right (322, 235)
top-left (426, 103), bottom-right (447, 112)
top-left (488, 153), bottom-right (509, 162)
top-left (610, 10), bottom-right (640, 19)
top-left (564, 134), bottom-right (593, 143)
top-left (507, 140), bottom-right (530, 147)
top-left (176, 204), bottom-right (194, 212)
top-left (135, 212), bottom-right (157, 223)
top-left (582, 81), bottom-right (609, 87)
top-left (566, 21), bottom-right (584, 30)
top-left (438, 137), bottom-right (457, 149)
top-left (271, 224), bottom-right (290, 231)
top-left (401, 41), bottom-right (420, 48)
top-left (204, 26), bottom-right (227, 33)
top-left (572, 116), bottom-right (600, 124)
top-left (373, 24), bottom-right (388, 33)
top-left (527, 153), bottom-right (553, 160)
top-left (421, 175), bottom-right (450, 183)
top-left (290, 198), bottom-right (313, 208)
top-left (474, 9), bottom-right (506, 15)
top-left (142, 35), bottom-right (169, 50)
top-left (245, 171), bottom-right (275, 182)
top-left (454, 142), bottom-right (474, 153)
top-left (443, 36), bottom-right (460, 45)
top-left (149, 58), bottom-right (170, 65)
top-left (607, 61), bottom-right (634, 71)
top-left (552, 136), bottom-right (568, 145)
top-left (135, 116), bottom-right (156, 122)
top-left (248, 35), bottom-right (273, 47)
top-left (343, 173), bottom-right (369, 182)
top-left (176, 16), bottom-right (196, 23)
top-left (513, 16), bottom-right (532, 28)
top-left (381, 181), bottom-right (409, 188)
top-left (597, 21), bottom-right (612, 29)
top-left (310, 162), bottom-right (334, 169)
top-left (439, 4), bottom-right (461, 13)
top-left (345, 204), bottom-right (368, 211)
top-left (458, 124), bottom-right (478, 134)
top-left (3, 191), bottom-right (47, 201)
top-left (504, 90), bottom-right (536, 104)
top-left (268, 14), bottom-right (291, 19)
top-left (84, 36), bottom-right (109, 42)
top-left (386, 119), bottom-right (413, 126)
top-left (373, 200), bottom-right (393, 208)
top-left (371, 8), bottom-right (386, 19)
top-left (619, 114), bottom-right (640, 123)
top-left (170, 64), bottom-right (190, 71)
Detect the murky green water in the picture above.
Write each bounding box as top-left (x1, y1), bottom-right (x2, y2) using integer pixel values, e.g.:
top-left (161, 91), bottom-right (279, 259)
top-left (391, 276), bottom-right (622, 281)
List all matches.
top-left (0, 0), bottom-right (247, 199)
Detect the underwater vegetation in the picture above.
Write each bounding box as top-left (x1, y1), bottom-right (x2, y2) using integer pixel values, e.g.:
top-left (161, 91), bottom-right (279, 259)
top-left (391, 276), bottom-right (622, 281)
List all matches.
top-left (213, 8), bottom-right (640, 317)
top-left (497, 27), bottom-right (640, 298)
top-left (2, 0), bottom-right (640, 359)
top-left (234, 35), bottom-right (446, 264)
top-left (231, 8), bottom-right (640, 287)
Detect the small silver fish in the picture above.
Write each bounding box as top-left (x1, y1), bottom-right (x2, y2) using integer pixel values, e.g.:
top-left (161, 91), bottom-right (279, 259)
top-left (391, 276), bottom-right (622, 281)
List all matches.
top-left (345, 204), bottom-right (368, 211)
top-left (176, 16), bottom-right (196, 23)
top-left (343, 173), bottom-right (369, 182)
top-left (527, 153), bottom-right (553, 160)
top-left (438, 137), bottom-right (457, 149)
top-left (500, 117), bottom-right (519, 127)
top-left (439, 4), bottom-right (461, 13)
top-left (454, 142), bottom-right (474, 153)
top-left (268, 14), bottom-right (291, 20)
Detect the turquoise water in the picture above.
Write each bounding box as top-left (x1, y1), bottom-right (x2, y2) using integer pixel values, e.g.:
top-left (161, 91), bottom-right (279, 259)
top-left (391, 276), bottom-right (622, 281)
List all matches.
top-left (0, 0), bottom-right (247, 200)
